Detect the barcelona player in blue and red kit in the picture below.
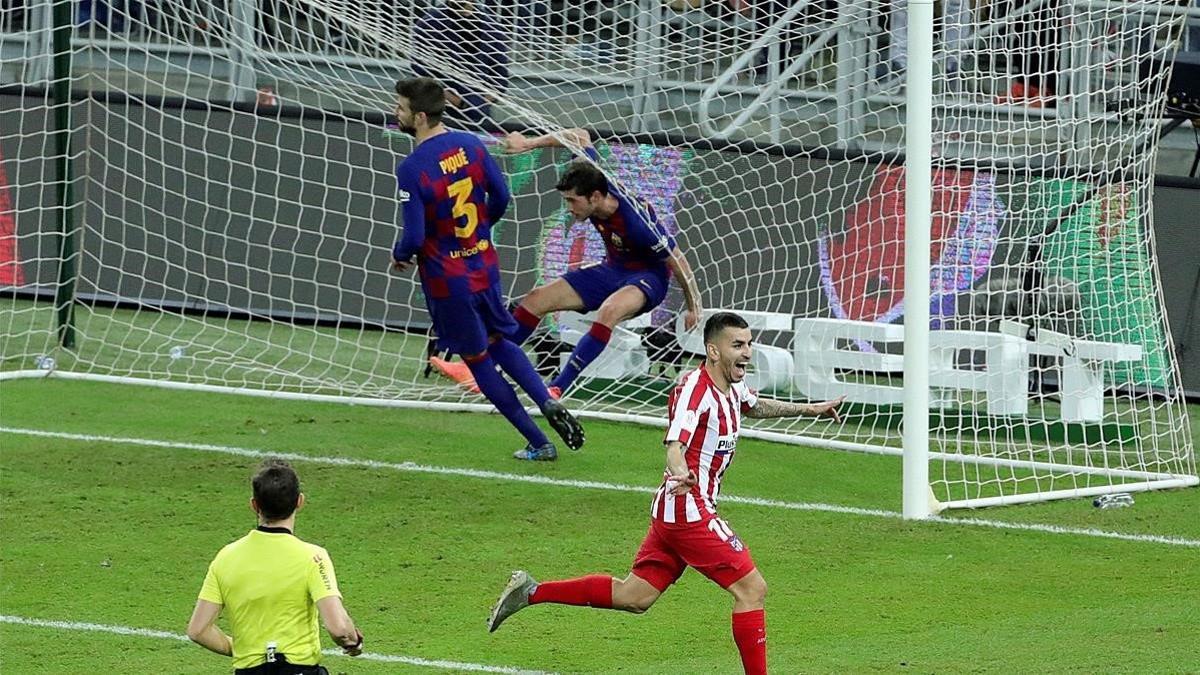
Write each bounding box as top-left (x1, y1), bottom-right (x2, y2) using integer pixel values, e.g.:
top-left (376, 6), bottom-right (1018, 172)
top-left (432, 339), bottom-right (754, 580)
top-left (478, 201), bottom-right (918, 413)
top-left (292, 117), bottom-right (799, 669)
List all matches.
top-left (390, 78), bottom-right (584, 460)
top-left (500, 128), bottom-right (704, 399)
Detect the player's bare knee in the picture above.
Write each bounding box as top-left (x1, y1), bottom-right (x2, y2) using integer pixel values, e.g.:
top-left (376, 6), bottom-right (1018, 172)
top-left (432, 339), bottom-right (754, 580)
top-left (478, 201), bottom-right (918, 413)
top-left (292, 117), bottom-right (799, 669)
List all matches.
top-left (522, 289), bottom-right (549, 316)
top-left (727, 571), bottom-right (766, 608)
top-left (613, 576), bottom-right (659, 614)
top-left (596, 297), bottom-right (637, 327)
top-left (594, 305), bottom-right (622, 327)
top-left (753, 576), bottom-right (767, 603)
top-left (622, 590), bottom-right (657, 614)
top-left (625, 600), bottom-right (651, 614)
top-left (735, 575), bottom-right (767, 605)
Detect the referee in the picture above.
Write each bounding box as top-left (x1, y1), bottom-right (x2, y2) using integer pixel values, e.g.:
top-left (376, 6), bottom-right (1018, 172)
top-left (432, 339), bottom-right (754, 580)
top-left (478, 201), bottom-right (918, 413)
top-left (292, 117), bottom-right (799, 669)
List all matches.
top-left (187, 459), bottom-right (363, 674)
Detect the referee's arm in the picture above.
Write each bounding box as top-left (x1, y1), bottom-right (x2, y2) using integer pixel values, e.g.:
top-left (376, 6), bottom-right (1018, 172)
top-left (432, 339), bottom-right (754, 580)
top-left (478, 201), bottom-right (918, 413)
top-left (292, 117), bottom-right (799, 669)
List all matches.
top-left (310, 551), bottom-right (363, 656)
top-left (317, 595), bottom-right (363, 656)
top-left (186, 599), bottom-right (232, 656)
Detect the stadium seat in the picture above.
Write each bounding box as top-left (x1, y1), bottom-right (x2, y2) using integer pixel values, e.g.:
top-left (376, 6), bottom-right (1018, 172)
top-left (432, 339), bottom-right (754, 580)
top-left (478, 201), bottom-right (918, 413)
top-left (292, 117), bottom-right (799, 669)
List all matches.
top-left (792, 318), bottom-right (906, 405)
top-left (791, 317), bottom-right (1144, 422)
top-left (1025, 337), bottom-right (1143, 423)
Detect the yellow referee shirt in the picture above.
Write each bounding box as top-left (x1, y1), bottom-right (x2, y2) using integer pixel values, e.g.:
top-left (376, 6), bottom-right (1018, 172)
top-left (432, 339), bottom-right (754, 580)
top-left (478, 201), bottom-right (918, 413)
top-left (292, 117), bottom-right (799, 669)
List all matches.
top-left (198, 527), bottom-right (341, 670)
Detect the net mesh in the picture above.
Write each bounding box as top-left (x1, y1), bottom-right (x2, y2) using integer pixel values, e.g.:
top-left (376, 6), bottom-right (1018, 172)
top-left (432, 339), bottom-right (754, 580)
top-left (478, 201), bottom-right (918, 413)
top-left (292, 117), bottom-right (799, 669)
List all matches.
top-left (0, 0), bottom-right (1194, 507)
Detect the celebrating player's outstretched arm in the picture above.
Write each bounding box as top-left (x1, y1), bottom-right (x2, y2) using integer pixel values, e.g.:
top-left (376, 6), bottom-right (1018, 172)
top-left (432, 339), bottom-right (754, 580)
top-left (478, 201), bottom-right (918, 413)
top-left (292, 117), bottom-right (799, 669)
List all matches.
top-left (744, 396), bottom-right (845, 421)
top-left (488, 312), bottom-right (844, 675)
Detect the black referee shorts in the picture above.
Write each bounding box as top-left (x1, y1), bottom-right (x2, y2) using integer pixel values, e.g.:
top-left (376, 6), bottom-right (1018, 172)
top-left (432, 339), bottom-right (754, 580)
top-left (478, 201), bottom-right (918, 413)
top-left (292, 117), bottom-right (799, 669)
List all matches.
top-left (233, 659), bottom-right (328, 675)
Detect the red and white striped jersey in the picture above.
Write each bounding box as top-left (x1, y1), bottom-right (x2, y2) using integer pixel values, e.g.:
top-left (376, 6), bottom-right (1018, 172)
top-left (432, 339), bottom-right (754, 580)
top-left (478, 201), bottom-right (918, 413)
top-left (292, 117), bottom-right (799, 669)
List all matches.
top-left (651, 364), bottom-right (758, 524)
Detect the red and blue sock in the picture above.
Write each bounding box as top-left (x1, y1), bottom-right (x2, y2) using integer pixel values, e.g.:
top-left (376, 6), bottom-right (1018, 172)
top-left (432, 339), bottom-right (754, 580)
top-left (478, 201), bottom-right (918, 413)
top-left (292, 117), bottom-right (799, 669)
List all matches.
top-left (487, 337), bottom-right (551, 408)
top-left (508, 305), bottom-right (542, 346)
top-left (464, 353), bottom-right (549, 448)
top-left (550, 323), bottom-right (611, 394)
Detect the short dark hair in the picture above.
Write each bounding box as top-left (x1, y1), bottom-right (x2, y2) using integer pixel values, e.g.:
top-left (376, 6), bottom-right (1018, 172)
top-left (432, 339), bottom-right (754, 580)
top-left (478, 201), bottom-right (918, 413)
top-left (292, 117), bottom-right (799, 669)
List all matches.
top-left (394, 77), bottom-right (445, 124)
top-left (252, 459), bottom-right (300, 521)
top-left (556, 161), bottom-right (609, 197)
top-left (703, 311), bottom-right (749, 344)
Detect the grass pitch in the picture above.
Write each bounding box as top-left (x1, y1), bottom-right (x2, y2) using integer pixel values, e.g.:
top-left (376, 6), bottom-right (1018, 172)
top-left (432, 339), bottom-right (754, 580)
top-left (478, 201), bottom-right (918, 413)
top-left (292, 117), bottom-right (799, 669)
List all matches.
top-left (1, 379), bottom-right (1198, 673)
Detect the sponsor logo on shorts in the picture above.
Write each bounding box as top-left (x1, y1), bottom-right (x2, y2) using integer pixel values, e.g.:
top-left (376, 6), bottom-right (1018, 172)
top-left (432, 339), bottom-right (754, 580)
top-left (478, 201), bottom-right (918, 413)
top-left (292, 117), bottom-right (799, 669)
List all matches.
top-left (709, 518), bottom-right (744, 551)
top-left (398, 189), bottom-right (411, 202)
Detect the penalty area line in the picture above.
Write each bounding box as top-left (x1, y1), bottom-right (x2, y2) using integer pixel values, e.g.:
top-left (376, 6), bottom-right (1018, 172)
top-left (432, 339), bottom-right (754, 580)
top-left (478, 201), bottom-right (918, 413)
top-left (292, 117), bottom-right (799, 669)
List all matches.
top-left (2, 426), bottom-right (1199, 549)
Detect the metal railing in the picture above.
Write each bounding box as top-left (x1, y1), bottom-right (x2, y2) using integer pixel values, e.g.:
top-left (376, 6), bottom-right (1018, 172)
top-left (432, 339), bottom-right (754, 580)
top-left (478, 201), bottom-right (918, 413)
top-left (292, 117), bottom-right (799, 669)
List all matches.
top-left (1, 0), bottom-right (1194, 159)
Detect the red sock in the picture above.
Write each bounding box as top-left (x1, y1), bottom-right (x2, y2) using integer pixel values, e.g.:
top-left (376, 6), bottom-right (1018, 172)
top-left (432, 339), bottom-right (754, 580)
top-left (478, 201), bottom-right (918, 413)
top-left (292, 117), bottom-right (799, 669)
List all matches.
top-left (513, 305), bottom-right (540, 330)
top-left (587, 322), bottom-right (613, 343)
top-left (529, 575), bottom-right (613, 609)
top-left (732, 609), bottom-right (767, 675)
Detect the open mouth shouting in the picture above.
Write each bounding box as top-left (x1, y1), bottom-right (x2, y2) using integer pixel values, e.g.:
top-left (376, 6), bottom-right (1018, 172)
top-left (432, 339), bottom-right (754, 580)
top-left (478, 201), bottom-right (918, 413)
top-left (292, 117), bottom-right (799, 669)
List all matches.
top-left (732, 359), bottom-right (749, 381)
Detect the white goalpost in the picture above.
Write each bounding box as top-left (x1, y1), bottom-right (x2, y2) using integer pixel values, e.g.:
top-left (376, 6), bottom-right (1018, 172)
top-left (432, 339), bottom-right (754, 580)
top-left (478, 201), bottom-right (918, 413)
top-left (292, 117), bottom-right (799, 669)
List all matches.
top-left (903, 0), bottom-right (934, 518)
top-left (0, 0), bottom-right (1195, 514)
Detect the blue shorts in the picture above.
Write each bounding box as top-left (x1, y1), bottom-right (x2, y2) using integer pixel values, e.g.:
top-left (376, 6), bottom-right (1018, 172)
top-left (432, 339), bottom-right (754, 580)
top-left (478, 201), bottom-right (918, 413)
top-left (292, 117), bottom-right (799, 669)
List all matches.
top-left (427, 285), bottom-right (517, 356)
top-left (561, 262), bottom-right (670, 315)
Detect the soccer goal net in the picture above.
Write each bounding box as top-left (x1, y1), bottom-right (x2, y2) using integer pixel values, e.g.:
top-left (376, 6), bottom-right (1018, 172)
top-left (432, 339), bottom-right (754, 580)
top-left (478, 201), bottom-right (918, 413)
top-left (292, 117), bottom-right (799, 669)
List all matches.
top-left (0, 0), bottom-right (1194, 510)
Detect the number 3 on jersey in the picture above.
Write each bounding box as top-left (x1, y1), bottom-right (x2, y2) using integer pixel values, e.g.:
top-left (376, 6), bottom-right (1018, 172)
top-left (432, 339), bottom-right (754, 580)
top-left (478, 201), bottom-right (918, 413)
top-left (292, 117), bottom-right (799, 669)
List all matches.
top-left (447, 177), bottom-right (479, 239)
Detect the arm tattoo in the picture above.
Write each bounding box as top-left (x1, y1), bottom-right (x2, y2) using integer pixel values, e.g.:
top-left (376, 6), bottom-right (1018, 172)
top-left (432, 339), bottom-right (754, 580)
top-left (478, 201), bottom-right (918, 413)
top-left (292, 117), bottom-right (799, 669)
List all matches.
top-left (744, 397), bottom-right (814, 419)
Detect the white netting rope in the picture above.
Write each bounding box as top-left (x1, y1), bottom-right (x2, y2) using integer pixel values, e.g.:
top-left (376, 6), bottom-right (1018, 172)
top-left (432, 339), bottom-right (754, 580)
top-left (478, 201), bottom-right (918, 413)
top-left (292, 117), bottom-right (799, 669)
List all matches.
top-left (0, 0), bottom-right (1193, 507)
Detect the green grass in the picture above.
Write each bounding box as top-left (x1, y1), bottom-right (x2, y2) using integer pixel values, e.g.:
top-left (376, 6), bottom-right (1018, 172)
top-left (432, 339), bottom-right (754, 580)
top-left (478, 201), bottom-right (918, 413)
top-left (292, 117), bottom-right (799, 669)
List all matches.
top-left (2, 379), bottom-right (1199, 673)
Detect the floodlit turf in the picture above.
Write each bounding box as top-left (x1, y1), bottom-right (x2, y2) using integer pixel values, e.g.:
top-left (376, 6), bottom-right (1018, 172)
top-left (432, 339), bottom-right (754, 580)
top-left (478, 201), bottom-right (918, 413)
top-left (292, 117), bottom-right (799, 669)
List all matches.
top-left (1, 379), bottom-right (1198, 673)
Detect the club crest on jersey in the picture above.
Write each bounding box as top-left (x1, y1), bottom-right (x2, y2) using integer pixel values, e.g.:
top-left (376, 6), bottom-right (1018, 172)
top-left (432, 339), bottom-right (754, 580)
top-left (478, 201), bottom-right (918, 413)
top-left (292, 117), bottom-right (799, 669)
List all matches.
top-left (611, 232), bottom-right (624, 247)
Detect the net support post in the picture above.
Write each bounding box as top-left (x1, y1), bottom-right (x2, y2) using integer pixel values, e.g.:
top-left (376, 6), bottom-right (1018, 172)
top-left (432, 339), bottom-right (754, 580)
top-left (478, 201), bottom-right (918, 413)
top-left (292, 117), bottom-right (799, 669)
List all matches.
top-left (29, 0), bottom-right (54, 84)
top-left (902, 0), bottom-right (934, 520)
top-left (768, 39), bottom-right (782, 143)
top-left (228, 0), bottom-right (259, 103)
top-left (834, 0), bottom-right (870, 150)
top-left (1065, 2), bottom-right (1095, 169)
top-left (51, 0), bottom-right (76, 349)
top-left (631, 0), bottom-right (664, 133)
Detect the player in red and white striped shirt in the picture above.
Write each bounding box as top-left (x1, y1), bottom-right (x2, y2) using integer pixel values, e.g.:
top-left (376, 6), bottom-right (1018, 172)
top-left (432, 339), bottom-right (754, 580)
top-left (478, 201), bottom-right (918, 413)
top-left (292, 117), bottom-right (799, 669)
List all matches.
top-left (488, 312), bottom-right (844, 674)
top-left (652, 355), bottom-right (757, 525)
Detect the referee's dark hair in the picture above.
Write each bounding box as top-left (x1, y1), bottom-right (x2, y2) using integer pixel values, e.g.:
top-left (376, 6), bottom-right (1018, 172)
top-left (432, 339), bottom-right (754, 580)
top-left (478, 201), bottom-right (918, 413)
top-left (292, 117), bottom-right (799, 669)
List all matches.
top-left (252, 459), bottom-right (301, 521)
top-left (394, 77), bottom-right (446, 124)
top-left (556, 161), bottom-right (609, 197)
top-left (703, 312), bottom-right (749, 345)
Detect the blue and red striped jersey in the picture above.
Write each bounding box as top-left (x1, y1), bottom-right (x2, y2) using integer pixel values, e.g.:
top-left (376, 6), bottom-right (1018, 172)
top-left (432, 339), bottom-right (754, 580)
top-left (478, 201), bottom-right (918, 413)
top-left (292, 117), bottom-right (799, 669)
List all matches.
top-left (393, 131), bottom-right (510, 299)
top-left (591, 190), bottom-right (676, 272)
top-left (578, 147), bottom-right (676, 271)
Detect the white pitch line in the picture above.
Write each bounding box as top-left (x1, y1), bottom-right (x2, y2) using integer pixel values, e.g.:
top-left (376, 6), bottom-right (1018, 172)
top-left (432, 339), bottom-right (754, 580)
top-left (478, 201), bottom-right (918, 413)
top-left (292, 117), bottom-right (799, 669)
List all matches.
top-left (0, 615), bottom-right (552, 674)
top-left (3, 427), bottom-right (1200, 549)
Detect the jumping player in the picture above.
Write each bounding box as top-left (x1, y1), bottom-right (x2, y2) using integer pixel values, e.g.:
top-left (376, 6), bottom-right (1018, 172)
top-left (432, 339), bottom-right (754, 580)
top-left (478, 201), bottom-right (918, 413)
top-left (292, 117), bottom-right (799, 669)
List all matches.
top-left (487, 312), bottom-right (845, 673)
top-left (433, 128), bottom-right (703, 413)
top-left (390, 77), bottom-right (584, 460)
